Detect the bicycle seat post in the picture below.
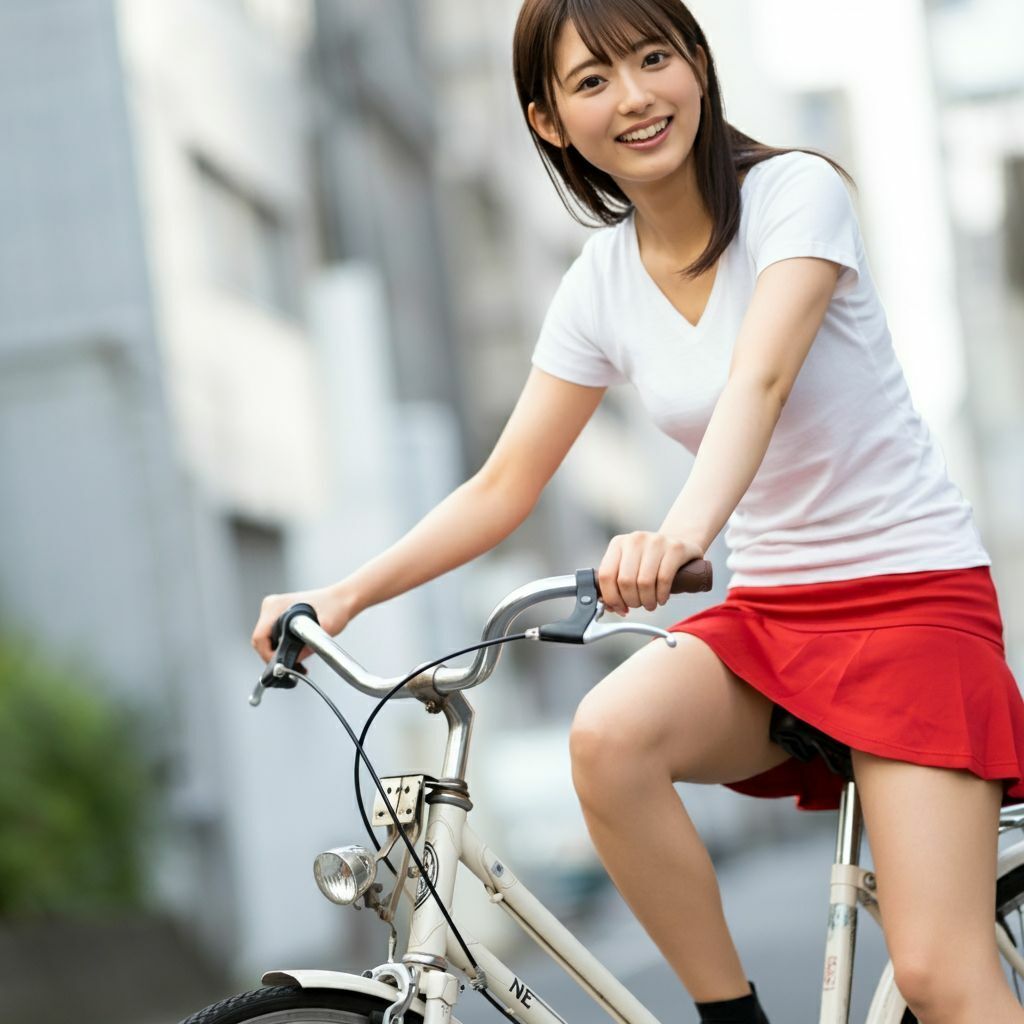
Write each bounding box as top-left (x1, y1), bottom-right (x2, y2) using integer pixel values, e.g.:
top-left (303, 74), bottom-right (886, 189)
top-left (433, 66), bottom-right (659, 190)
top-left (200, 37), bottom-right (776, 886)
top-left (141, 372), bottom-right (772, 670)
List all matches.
top-left (835, 779), bottom-right (863, 867)
top-left (819, 779), bottom-right (866, 1024)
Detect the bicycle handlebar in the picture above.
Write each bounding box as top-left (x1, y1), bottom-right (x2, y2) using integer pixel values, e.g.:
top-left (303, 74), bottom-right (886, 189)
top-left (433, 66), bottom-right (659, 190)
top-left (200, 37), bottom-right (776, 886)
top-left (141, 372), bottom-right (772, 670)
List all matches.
top-left (255, 559), bottom-right (712, 704)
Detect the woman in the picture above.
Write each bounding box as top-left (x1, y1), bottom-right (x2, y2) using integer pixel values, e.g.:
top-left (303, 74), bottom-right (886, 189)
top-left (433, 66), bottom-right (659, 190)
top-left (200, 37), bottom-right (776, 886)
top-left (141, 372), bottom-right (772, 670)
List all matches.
top-left (253, 2), bottom-right (1024, 1021)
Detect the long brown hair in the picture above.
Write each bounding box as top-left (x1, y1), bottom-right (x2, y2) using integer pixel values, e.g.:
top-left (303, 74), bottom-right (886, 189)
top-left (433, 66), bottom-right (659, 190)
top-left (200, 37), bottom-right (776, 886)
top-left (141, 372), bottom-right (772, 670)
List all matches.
top-left (513, 0), bottom-right (856, 279)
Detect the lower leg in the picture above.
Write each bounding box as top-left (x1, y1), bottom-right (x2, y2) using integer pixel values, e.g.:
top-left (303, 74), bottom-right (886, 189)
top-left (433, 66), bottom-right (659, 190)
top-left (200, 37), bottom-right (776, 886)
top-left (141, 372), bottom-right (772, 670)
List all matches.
top-left (567, 636), bottom-right (788, 1018)
top-left (574, 753), bottom-right (750, 1003)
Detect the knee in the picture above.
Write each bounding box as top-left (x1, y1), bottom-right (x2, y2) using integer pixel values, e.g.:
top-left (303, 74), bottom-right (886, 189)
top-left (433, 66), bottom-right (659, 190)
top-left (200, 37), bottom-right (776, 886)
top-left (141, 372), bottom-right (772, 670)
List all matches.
top-left (891, 956), bottom-right (940, 1017)
top-left (890, 949), bottom-right (978, 1019)
top-left (568, 693), bottom-right (659, 804)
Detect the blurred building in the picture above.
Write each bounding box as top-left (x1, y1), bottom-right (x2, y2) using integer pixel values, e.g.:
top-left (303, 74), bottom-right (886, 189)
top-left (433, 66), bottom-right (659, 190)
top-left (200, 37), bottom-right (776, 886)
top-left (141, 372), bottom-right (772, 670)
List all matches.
top-left (0, 0), bottom-right (455, 986)
top-left (924, 0), bottom-right (1024, 671)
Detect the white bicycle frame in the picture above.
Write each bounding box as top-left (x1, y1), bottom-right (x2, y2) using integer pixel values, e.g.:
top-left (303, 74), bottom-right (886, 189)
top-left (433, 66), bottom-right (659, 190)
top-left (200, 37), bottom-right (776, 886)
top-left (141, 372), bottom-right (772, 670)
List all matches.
top-left (260, 582), bottom-right (1024, 1024)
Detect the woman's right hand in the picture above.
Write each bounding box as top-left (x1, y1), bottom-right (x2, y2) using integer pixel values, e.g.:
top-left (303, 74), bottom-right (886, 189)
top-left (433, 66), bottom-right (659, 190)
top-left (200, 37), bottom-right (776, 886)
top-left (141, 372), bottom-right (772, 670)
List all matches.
top-left (251, 583), bottom-right (357, 664)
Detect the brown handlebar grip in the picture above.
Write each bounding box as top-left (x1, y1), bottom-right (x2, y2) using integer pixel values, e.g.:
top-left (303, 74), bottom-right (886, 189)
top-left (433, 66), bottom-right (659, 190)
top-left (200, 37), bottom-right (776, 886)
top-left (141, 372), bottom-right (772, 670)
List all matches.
top-left (670, 559), bottom-right (713, 594)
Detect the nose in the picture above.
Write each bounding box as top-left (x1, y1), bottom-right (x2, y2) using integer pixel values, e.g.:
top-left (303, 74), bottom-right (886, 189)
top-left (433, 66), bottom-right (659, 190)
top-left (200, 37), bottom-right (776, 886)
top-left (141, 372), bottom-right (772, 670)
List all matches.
top-left (616, 68), bottom-right (654, 114)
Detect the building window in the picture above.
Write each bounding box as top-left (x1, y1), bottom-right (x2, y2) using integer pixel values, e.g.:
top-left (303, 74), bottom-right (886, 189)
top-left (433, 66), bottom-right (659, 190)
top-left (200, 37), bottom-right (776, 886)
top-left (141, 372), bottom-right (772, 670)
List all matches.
top-left (229, 516), bottom-right (287, 630)
top-left (194, 155), bottom-right (299, 317)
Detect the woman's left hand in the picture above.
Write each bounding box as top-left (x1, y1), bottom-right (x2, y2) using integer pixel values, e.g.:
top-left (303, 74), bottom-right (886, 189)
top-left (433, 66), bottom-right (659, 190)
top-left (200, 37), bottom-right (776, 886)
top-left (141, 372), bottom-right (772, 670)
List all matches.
top-left (597, 531), bottom-right (705, 616)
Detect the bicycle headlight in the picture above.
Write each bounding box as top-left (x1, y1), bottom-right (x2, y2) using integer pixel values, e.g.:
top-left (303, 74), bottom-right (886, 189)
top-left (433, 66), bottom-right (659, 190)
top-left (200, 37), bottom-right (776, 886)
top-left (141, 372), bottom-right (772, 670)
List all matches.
top-left (313, 845), bottom-right (377, 905)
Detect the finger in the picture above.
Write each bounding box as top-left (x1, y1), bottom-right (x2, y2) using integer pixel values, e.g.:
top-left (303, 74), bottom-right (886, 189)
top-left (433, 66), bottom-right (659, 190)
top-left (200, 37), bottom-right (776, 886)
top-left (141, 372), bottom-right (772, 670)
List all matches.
top-left (636, 541), bottom-right (665, 612)
top-left (656, 554), bottom-right (677, 607)
top-left (253, 597), bottom-right (287, 663)
top-left (651, 542), bottom-right (681, 607)
top-left (252, 618), bottom-right (273, 663)
top-left (616, 536), bottom-right (643, 611)
top-left (597, 541), bottom-right (625, 615)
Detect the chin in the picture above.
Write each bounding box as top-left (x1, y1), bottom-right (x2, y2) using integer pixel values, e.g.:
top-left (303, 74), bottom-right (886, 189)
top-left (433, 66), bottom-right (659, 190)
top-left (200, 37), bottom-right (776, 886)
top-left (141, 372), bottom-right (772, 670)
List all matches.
top-left (613, 153), bottom-right (691, 186)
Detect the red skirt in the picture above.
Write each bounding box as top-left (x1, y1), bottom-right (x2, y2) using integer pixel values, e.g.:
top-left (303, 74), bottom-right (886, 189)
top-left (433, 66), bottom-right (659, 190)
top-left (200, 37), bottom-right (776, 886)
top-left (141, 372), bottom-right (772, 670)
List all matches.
top-left (668, 566), bottom-right (1024, 811)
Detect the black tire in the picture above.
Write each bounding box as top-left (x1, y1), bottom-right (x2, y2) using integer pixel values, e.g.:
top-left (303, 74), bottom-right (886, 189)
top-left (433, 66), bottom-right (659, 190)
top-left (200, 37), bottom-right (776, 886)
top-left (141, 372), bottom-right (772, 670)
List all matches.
top-left (895, 860), bottom-right (1024, 1024)
top-left (179, 985), bottom-right (425, 1024)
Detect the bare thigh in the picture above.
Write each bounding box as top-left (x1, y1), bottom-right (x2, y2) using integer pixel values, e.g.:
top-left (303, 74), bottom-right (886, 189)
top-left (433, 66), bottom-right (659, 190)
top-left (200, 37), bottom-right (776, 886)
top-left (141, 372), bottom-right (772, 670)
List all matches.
top-left (572, 632), bottom-right (793, 785)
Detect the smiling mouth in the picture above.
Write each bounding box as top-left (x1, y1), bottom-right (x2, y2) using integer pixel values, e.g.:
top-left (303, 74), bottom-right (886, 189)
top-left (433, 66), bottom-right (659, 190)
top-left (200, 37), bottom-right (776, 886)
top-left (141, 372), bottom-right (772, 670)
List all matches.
top-left (616, 116), bottom-right (672, 143)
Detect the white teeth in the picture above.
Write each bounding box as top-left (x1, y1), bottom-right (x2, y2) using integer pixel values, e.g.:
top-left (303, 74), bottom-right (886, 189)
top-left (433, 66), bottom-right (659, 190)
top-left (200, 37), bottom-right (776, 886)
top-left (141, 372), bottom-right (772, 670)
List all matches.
top-left (619, 118), bottom-right (669, 142)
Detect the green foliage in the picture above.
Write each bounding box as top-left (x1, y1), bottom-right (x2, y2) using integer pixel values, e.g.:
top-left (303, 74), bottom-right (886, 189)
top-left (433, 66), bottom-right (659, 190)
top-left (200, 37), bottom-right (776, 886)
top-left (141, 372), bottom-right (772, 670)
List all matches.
top-left (0, 633), bottom-right (154, 917)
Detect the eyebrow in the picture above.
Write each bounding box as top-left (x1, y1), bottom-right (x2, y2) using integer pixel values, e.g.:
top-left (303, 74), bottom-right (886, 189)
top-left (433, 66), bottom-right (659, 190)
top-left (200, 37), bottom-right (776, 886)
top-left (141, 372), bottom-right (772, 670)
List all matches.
top-left (560, 35), bottom-right (669, 86)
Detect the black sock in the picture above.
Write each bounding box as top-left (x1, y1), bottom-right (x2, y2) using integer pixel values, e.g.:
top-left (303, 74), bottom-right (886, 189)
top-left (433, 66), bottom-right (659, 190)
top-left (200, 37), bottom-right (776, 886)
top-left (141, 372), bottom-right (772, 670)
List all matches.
top-left (694, 980), bottom-right (769, 1023)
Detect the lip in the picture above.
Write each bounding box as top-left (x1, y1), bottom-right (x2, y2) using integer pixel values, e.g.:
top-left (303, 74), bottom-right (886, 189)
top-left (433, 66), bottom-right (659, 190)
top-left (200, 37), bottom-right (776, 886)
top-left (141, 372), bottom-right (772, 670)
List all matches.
top-left (616, 115), bottom-right (673, 149)
top-left (616, 114), bottom-right (671, 138)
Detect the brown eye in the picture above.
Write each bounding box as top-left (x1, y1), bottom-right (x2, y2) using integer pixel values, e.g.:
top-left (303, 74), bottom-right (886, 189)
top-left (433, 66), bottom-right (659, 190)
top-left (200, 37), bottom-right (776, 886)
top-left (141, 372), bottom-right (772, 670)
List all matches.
top-left (642, 50), bottom-right (670, 67)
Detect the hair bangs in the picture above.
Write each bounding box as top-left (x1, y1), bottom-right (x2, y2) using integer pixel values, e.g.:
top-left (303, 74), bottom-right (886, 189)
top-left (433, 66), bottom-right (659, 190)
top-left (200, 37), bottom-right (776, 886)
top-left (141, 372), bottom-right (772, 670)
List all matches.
top-left (563, 0), bottom-right (691, 78)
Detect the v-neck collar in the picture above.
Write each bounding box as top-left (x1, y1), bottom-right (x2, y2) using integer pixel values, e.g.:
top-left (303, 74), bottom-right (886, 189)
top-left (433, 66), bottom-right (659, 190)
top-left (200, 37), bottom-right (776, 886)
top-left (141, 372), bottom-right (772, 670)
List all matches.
top-left (627, 170), bottom-right (758, 333)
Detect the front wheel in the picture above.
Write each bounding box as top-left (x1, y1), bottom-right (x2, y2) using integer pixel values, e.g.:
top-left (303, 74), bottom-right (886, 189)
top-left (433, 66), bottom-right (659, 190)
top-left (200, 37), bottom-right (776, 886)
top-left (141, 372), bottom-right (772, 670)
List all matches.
top-left (179, 985), bottom-right (425, 1024)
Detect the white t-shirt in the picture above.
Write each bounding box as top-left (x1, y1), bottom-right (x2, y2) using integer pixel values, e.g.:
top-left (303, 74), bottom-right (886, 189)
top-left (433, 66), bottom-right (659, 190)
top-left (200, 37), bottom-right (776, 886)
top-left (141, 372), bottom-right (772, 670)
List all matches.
top-left (531, 151), bottom-right (990, 587)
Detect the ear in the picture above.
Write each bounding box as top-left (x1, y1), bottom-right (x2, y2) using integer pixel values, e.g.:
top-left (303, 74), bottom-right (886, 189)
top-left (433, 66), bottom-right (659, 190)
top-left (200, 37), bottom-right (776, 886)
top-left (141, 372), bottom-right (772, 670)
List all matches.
top-left (527, 100), bottom-right (565, 149)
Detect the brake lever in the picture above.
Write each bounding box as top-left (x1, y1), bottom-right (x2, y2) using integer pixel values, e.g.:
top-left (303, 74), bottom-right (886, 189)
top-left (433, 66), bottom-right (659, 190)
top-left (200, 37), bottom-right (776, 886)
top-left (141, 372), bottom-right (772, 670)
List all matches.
top-left (249, 662), bottom-right (302, 707)
top-left (525, 569), bottom-right (676, 647)
top-left (581, 602), bottom-right (678, 646)
top-left (249, 603), bottom-right (318, 707)
top-left (525, 599), bottom-right (677, 646)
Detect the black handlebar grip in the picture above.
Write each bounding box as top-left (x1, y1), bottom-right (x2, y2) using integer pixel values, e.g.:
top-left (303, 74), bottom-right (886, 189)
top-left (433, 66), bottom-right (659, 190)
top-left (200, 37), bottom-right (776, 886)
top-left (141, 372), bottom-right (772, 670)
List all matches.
top-left (260, 602), bottom-right (320, 688)
top-left (670, 559), bottom-right (713, 594)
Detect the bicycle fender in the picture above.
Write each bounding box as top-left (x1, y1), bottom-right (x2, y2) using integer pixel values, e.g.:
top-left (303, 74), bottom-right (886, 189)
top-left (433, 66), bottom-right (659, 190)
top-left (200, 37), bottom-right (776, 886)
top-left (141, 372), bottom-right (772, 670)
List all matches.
top-left (262, 969), bottom-right (462, 1022)
top-left (999, 836), bottom-right (1024, 877)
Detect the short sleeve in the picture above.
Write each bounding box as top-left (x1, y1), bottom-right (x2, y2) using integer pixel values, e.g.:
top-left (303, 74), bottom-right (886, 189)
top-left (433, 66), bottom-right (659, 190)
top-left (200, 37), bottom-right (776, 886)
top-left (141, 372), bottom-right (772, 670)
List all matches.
top-left (747, 153), bottom-right (861, 297)
top-left (530, 244), bottom-right (627, 387)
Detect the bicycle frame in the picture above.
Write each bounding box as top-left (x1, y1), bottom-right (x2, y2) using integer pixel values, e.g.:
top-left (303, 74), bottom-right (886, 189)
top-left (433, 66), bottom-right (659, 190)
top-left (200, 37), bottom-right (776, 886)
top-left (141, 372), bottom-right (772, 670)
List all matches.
top-left (386, 716), bottom-right (1024, 1023)
top-left (376, 698), bottom-right (888, 1022)
top-left (263, 607), bottom-right (1024, 1024)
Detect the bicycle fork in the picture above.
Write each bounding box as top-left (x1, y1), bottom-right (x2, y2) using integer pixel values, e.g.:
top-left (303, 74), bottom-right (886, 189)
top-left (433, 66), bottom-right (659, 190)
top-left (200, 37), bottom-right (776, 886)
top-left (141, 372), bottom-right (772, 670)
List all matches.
top-left (819, 780), bottom-right (882, 1024)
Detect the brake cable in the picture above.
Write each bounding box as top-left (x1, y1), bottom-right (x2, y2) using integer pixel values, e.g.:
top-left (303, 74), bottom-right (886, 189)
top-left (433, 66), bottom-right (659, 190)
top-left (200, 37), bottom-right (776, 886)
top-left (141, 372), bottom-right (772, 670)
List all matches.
top-left (351, 633), bottom-right (529, 875)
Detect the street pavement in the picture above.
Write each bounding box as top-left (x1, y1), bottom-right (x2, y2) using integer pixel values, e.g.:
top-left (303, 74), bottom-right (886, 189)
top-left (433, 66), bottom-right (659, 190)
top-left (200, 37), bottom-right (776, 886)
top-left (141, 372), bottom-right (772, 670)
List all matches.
top-left (453, 818), bottom-right (891, 1023)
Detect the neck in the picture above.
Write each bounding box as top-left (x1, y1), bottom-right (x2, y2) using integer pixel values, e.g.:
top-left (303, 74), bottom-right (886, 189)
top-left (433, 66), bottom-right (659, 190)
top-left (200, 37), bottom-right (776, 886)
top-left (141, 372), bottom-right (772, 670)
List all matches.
top-left (617, 157), bottom-right (713, 264)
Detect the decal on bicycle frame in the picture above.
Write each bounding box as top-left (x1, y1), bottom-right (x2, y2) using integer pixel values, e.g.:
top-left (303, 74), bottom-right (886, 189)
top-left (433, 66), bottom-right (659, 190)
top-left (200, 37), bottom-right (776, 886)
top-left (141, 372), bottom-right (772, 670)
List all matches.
top-left (509, 977), bottom-right (534, 1009)
top-left (414, 842), bottom-right (439, 909)
top-left (508, 977), bottom-right (568, 1022)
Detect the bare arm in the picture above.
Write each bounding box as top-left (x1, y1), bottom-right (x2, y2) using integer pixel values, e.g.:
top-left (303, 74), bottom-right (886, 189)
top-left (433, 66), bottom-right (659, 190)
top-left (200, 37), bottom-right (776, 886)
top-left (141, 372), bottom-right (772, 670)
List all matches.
top-left (252, 368), bottom-right (604, 660)
top-left (339, 368), bottom-right (605, 613)
top-left (599, 256), bottom-right (842, 615)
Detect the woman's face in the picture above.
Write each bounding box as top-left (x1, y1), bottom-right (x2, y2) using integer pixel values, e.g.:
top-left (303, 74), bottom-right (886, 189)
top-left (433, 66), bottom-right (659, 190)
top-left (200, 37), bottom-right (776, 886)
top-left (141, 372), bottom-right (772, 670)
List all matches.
top-left (529, 19), bottom-right (706, 189)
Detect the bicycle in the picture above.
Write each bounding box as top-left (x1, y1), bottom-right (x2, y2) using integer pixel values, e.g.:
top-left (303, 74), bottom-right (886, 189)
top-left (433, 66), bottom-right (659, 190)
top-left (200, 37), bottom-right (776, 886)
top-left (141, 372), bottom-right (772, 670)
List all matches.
top-left (181, 562), bottom-right (1024, 1024)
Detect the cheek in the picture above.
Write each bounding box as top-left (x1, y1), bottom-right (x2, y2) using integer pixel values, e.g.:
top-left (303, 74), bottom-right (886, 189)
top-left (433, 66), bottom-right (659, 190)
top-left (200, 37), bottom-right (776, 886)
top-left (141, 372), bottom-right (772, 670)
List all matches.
top-left (684, 93), bottom-right (704, 135)
top-left (674, 70), bottom-right (704, 118)
top-left (566, 103), bottom-right (611, 147)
